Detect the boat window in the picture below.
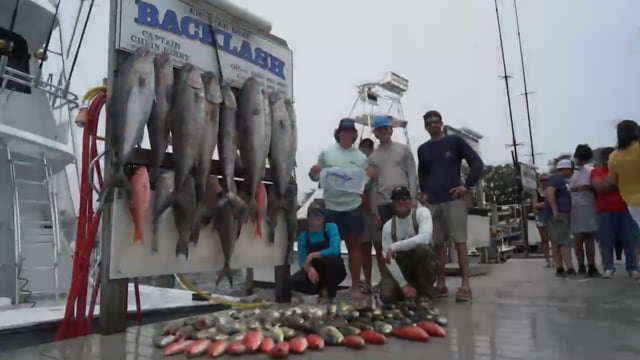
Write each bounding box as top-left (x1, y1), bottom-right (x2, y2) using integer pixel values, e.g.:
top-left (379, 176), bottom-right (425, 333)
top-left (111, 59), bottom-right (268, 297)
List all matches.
top-left (0, 27), bottom-right (31, 95)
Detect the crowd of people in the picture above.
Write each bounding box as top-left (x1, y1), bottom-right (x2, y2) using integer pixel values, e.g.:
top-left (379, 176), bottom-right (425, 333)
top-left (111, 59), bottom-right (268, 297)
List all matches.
top-left (289, 111), bottom-right (640, 305)
top-left (291, 111), bottom-right (483, 304)
top-left (536, 119), bottom-right (640, 280)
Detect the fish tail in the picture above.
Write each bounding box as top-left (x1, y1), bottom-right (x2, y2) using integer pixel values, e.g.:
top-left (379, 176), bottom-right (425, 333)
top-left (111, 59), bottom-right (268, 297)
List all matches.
top-left (215, 264), bottom-right (233, 287)
top-left (133, 227), bottom-right (144, 244)
top-left (255, 217), bottom-right (263, 240)
top-left (176, 241), bottom-right (189, 260)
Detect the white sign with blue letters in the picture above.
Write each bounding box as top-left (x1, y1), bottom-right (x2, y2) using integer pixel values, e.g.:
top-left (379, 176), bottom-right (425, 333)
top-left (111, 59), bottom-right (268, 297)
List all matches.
top-left (115, 0), bottom-right (294, 98)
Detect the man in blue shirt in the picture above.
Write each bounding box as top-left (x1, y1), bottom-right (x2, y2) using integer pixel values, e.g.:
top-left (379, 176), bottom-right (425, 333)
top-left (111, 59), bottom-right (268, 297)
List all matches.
top-left (546, 158), bottom-right (577, 277)
top-left (416, 110), bottom-right (483, 302)
top-left (289, 203), bottom-right (346, 303)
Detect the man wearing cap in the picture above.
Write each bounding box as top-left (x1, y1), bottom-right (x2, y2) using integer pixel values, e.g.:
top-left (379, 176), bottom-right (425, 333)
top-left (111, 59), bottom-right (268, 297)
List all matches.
top-left (289, 203), bottom-right (346, 304)
top-left (309, 118), bottom-right (369, 300)
top-left (546, 158), bottom-right (577, 277)
top-left (417, 110), bottom-right (483, 302)
top-left (378, 186), bottom-right (437, 304)
top-left (366, 116), bottom-right (419, 286)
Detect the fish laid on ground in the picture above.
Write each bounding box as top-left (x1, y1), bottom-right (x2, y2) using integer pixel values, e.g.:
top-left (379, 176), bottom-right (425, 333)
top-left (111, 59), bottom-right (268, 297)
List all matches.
top-left (186, 339), bottom-right (210, 357)
top-left (260, 337), bottom-right (275, 353)
top-left (227, 340), bottom-right (247, 355)
top-left (269, 341), bottom-right (289, 359)
top-left (192, 71), bottom-right (223, 242)
top-left (207, 339), bottom-right (228, 358)
top-left (266, 93), bottom-right (297, 246)
top-left (162, 319), bottom-right (184, 335)
top-left (105, 47), bottom-right (155, 199)
top-left (417, 321), bottom-right (446, 337)
top-left (236, 77), bottom-right (271, 228)
top-left (306, 334), bottom-right (325, 350)
top-left (391, 326), bottom-right (430, 342)
top-left (151, 170), bottom-right (174, 253)
top-left (344, 335), bottom-right (366, 350)
top-left (164, 339), bottom-right (194, 356)
top-left (243, 329), bottom-right (264, 353)
top-left (128, 166), bottom-right (150, 244)
top-left (153, 334), bottom-right (176, 348)
top-left (360, 330), bottom-right (386, 344)
top-left (288, 336), bottom-right (308, 354)
top-left (318, 326), bottom-right (344, 346)
top-left (148, 51), bottom-right (174, 187)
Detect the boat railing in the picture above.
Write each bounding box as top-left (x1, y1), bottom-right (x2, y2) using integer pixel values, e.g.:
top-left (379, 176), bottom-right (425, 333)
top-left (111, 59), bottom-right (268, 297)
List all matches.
top-left (0, 55), bottom-right (79, 111)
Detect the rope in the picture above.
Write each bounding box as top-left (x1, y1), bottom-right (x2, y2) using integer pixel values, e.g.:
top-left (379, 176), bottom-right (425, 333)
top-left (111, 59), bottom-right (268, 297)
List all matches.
top-left (174, 274), bottom-right (265, 310)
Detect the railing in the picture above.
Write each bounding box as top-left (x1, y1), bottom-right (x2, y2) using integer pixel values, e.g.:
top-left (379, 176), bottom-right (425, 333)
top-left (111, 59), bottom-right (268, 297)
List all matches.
top-left (0, 56), bottom-right (80, 111)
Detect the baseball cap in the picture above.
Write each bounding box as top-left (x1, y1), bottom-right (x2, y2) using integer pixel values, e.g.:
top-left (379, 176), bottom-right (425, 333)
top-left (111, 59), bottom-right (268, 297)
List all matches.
top-left (391, 186), bottom-right (412, 201)
top-left (539, 173), bottom-right (550, 181)
top-left (337, 118), bottom-right (356, 130)
top-left (373, 116), bottom-right (391, 129)
top-left (307, 203), bottom-right (325, 217)
top-left (556, 159), bottom-right (574, 170)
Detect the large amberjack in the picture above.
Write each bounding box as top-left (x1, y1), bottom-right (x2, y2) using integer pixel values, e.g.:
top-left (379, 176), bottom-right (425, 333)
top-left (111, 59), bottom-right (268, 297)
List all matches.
top-left (104, 47), bottom-right (155, 198)
top-left (148, 52), bottom-right (174, 187)
top-left (236, 77), bottom-right (272, 228)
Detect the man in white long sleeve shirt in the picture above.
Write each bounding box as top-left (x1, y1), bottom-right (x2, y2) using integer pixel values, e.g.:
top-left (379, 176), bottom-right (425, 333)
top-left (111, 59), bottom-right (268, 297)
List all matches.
top-left (378, 186), bottom-right (438, 304)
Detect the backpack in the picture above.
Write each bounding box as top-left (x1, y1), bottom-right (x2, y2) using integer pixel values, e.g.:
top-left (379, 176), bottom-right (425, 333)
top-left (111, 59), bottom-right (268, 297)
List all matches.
top-left (391, 209), bottom-right (419, 243)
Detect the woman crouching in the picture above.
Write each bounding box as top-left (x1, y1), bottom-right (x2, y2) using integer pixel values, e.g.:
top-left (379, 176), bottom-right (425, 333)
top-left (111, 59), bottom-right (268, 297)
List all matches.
top-left (289, 203), bottom-right (347, 303)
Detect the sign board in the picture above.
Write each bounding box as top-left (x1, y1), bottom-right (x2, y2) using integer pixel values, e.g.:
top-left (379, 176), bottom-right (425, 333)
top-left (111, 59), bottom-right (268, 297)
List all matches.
top-left (115, 0), bottom-right (294, 98)
top-left (108, 190), bottom-right (288, 279)
top-left (520, 162), bottom-right (538, 191)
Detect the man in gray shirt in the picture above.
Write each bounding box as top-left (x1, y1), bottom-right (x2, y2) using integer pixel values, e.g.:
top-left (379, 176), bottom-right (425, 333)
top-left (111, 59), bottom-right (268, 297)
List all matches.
top-left (368, 115), bottom-right (419, 230)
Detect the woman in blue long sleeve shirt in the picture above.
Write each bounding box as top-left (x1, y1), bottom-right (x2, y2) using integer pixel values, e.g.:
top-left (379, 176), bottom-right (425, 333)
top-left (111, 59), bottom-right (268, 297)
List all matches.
top-left (289, 203), bottom-right (346, 303)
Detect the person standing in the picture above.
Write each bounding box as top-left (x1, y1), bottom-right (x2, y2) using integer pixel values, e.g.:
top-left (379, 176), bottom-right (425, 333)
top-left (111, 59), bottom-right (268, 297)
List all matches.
top-left (378, 186), bottom-right (437, 304)
top-left (546, 159), bottom-right (577, 278)
top-left (309, 118), bottom-right (369, 300)
top-left (568, 145), bottom-right (600, 277)
top-left (591, 147), bottom-right (639, 279)
top-left (358, 138), bottom-right (385, 294)
top-left (608, 120), bottom-right (640, 226)
top-left (416, 110), bottom-right (484, 302)
top-left (534, 173), bottom-right (556, 268)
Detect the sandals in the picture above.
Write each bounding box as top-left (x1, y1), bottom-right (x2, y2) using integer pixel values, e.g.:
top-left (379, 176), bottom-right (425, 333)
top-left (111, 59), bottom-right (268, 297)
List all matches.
top-left (435, 286), bottom-right (449, 298)
top-left (360, 280), bottom-right (373, 294)
top-left (455, 287), bottom-right (472, 302)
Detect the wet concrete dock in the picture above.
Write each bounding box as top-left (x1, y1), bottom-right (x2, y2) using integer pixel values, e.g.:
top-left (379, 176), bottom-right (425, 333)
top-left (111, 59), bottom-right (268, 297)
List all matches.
top-left (3, 258), bottom-right (640, 360)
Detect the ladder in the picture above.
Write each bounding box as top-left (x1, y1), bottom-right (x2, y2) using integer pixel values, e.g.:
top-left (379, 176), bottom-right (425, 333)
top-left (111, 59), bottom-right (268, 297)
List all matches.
top-left (7, 147), bottom-right (61, 306)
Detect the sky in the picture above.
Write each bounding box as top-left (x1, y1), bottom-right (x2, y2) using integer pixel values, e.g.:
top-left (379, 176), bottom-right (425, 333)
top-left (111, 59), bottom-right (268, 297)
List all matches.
top-left (52, 0), bottom-right (640, 197)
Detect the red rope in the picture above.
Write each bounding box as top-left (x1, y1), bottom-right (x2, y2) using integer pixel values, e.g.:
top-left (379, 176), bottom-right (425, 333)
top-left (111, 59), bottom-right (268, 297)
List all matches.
top-left (56, 91), bottom-right (142, 340)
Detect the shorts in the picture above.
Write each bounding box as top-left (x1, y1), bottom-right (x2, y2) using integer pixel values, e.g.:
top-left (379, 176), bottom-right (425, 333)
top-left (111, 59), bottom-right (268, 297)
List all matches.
top-left (549, 213), bottom-right (572, 248)
top-left (362, 211), bottom-right (381, 243)
top-left (324, 207), bottom-right (364, 240)
top-left (426, 199), bottom-right (467, 244)
top-left (377, 204), bottom-right (394, 230)
top-left (570, 205), bottom-right (598, 234)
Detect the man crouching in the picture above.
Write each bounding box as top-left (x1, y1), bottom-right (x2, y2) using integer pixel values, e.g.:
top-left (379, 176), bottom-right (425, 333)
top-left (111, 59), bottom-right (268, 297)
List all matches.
top-left (379, 186), bottom-right (438, 304)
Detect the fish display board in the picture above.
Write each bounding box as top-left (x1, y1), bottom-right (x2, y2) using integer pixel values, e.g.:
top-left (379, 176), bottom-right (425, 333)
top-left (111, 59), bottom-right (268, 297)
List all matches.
top-left (108, 189), bottom-right (289, 279)
top-left (114, 0), bottom-right (294, 98)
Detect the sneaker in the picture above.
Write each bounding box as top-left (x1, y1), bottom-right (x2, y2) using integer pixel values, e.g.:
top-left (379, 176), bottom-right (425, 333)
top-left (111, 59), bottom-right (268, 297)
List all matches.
top-left (555, 268), bottom-right (566, 278)
top-left (587, 266), bottom-right (601, 278)
top-left (566, 268), bottom-right (578, 278)
top-left (602, 269), bottom-right (615, 279)
top-left (629, 271), bottom-right (640, 280)
top-left (577, 265), bottom-right (587, 276)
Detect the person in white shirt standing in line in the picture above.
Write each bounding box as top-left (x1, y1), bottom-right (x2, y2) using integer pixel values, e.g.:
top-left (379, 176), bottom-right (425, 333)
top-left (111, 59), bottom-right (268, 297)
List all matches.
top-left (378, 186), bottom-right (437, 304)
top-left (366, 116), bottom-right (420, 292)
top-left (569, 145), bottom-right (601, 277)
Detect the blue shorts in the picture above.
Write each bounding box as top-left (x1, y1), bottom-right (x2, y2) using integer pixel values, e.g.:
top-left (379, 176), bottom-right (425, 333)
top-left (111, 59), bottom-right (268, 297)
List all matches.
top-left (324, 207), bottom-right (364, 240)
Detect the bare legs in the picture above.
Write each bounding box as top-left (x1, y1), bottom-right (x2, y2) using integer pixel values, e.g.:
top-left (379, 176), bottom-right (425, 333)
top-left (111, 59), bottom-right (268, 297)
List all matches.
top-left (344, 235), bottom-right (364, 299)
top-left (538, 226), bottom-right (556, 267)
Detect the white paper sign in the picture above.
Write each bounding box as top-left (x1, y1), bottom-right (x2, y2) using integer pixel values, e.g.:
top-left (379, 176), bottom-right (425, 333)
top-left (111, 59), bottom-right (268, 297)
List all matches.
top-left (319, 167), bottom-right (368, 194)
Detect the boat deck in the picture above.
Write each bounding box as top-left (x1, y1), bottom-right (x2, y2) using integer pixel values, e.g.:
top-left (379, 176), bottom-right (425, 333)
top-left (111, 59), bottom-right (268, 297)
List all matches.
top-left (2, 258), bottom-right (640, 359)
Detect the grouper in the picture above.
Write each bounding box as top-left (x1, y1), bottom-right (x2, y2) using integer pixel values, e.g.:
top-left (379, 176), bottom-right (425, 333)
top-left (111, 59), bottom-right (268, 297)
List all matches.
top-left (104, 47), bottom-right (155, 199)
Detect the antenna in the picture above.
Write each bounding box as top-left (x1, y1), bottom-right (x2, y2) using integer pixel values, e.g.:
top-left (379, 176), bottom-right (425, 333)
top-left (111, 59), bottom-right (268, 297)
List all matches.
top-left (514, 0), bottom-right (536, 165)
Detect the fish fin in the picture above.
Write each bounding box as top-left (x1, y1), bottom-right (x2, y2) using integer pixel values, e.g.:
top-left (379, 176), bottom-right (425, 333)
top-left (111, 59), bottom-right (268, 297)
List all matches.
top-left (154, 191), bottom-right (176, 221)
top-left (133, 228), bottom-right (144, 244)
top-left (176, 241), bottom-right (189, 260)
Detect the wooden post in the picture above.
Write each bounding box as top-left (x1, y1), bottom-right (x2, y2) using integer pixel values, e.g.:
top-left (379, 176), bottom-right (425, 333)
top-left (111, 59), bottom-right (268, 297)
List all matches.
top-left (244, 268), bottom-right (254, 296)
top-left (100, 0), bottom-right (128, 335)
top-left (274, 265), bottom-right (291, 303)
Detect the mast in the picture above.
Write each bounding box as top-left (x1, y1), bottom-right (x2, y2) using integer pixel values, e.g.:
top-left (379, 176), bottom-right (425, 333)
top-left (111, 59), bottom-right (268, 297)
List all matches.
top-left (494, 0), bottom-right (530, 255)
top-left (513, 0), bottom-right (536, 165)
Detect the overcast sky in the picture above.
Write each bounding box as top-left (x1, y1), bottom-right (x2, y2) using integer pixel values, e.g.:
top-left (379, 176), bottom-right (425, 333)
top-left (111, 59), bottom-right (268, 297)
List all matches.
top-left (57, 0), bottom-right (640, 196)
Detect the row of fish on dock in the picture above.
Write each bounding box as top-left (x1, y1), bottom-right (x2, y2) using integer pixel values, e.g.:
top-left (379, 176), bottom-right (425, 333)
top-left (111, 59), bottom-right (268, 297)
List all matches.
top-left (156, 302), bottom-right (448, 358)
top-left (104, 47), bottom-right (298, 285)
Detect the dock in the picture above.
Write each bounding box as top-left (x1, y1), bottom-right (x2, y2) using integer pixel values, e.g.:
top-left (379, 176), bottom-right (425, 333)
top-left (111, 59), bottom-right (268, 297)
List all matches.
top-left (2, 258), bottom-right (640, 359)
